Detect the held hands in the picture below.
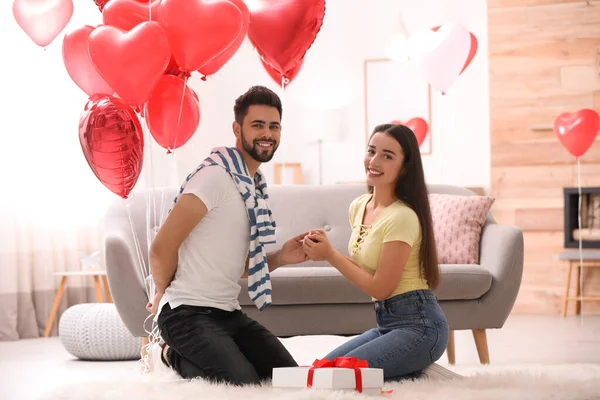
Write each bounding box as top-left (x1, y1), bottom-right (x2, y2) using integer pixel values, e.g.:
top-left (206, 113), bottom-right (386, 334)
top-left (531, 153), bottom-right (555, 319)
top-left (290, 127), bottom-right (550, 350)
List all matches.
top-left (302, 230), bottom-right (336, 262)
top-left (279, 232), bottom-right (310, 265)
top-left (280, 230), bottom-right (337, 265)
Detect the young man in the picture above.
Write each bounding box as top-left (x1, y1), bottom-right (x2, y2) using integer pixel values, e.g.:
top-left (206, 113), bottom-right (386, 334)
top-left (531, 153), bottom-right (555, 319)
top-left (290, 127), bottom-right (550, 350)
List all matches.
top-left (147, 86), bottom-right (306, 385)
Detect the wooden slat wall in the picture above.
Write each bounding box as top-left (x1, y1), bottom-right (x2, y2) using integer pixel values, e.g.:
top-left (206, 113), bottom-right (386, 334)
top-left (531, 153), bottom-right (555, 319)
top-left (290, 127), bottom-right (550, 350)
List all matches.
top-left (488, 0), bottom-right (600, 314)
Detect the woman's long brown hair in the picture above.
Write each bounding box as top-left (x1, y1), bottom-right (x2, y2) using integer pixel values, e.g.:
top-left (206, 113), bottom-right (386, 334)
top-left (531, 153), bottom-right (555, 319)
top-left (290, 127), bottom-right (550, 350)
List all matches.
top-left (368, 124), bottom-right (440, 289)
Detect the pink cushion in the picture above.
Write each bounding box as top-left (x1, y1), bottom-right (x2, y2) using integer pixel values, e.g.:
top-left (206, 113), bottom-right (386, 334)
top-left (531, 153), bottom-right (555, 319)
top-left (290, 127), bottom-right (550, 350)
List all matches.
top-left (429, 194), bottom-right (495, 264)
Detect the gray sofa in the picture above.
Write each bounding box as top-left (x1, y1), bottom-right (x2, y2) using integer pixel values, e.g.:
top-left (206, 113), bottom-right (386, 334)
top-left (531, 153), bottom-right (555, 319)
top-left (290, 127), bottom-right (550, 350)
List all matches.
top-left (104, 184), bottom-right (524, 365)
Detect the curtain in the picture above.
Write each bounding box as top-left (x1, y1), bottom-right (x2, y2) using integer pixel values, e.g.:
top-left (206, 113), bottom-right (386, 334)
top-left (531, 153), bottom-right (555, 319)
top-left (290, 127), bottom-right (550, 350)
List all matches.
top-left (0, 4), bottom-right (118, 340)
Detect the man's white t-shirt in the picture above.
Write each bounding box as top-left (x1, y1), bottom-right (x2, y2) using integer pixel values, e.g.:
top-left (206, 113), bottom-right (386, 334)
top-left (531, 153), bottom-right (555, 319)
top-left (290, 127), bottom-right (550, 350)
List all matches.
top-left (162, 166), bottom-right (250, 312)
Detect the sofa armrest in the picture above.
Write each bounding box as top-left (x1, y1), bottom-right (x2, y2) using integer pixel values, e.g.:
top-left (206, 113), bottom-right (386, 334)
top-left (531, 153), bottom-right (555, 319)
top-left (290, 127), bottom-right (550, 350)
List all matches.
top-left (477, 223), bottom-right (524, 326)
top-left (104, 232), bottom-right (153, 337)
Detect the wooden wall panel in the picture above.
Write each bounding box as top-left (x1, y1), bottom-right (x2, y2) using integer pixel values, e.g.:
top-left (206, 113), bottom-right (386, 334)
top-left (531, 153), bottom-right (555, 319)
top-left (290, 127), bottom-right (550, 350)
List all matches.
top-left (515, 208), bottom-right (564, 231)
top-left (488, 0), bottom-right (600, 314)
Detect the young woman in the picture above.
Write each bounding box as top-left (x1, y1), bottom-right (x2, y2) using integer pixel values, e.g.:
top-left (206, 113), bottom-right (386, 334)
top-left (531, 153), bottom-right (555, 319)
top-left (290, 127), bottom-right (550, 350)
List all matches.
top-left (302, 124), bottom-right (449, 381)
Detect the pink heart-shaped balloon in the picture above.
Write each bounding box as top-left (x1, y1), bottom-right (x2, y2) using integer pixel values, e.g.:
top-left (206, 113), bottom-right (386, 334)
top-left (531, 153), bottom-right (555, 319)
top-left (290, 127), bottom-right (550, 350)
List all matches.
top-left (79, 94), bottom-right (144, 199)
top-left (248, 0), bottom-right (325, 77)
top-left (554, 109), bottom-right (600, 158)
top-left (88, 21), bottom-right (171, 106)
top-left (13, 0), bottom-right (74, 47)
top-left (391, 118), bottom-right (429, 147)
top-left (198, 0), bottom-right (249, 77)
top-left (409, 23), bottom-right (471, 94)
top-left (432, 25), bottom-right (477, 75)
top-left (62, 25), bottom-right (114, 96)
top-left (102, 0), bottom-right (162, 32)
top-left (158, 0), bottom-right (243, 71)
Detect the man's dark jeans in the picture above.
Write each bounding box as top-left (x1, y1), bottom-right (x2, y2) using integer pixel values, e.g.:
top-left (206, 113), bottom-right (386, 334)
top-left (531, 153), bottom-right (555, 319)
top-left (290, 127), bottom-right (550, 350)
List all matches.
top-left (157, 303), bottom-right (298, 385)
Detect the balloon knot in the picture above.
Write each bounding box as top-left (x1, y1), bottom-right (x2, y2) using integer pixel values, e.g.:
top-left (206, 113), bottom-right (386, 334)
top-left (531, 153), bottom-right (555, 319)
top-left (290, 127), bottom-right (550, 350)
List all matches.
top-left (201, 76), bottom-right (207, 81)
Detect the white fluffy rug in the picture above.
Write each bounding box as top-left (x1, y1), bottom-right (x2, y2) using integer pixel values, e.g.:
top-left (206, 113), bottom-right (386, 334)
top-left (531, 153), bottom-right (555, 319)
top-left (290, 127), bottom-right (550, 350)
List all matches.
top-left (41, 364), bottom-right (600, 400)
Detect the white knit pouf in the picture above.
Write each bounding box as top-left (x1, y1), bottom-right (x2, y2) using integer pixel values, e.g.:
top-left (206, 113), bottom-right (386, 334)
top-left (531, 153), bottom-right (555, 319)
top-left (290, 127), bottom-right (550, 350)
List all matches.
top-left (59, 303), bottom-right (142, 361)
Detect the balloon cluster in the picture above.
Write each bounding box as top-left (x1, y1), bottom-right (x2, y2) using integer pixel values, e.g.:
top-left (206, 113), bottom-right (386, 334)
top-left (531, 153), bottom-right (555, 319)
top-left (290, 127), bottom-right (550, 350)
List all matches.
top-left (12, 0), bottom-right (326, 198)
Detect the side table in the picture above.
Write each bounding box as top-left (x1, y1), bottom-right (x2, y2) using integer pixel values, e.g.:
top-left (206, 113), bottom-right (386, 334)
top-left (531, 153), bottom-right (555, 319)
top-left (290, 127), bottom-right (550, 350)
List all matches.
top-left (44, 270), bottom-right (113, 337)
top-left (559, 250), bottom-right (600, 317)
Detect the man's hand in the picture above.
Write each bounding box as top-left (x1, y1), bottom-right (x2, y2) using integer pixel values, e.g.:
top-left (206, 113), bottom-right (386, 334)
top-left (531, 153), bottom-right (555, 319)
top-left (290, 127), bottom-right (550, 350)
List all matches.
top-left (146, 291), bottom-right (164, 315)
top-left (279, 232), bottom-right (309, 266)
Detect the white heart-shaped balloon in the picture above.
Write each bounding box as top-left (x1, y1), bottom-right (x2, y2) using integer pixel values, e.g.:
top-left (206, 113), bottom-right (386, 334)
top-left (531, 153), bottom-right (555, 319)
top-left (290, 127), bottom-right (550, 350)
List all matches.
top-left (13, 0), bottom-right (74, 47)
top-left (409, 23), bottom-right (471, 94)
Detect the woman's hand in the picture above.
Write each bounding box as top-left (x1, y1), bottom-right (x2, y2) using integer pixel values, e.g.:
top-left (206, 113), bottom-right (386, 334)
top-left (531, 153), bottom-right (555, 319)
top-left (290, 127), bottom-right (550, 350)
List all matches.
top-left (302, 230), bottom-right (336, 262)
top-left (146, 291), bottom-right (164, 315)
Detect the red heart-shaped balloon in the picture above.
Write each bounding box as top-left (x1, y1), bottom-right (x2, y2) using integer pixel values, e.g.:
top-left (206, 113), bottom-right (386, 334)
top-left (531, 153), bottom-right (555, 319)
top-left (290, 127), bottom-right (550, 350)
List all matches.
top-left (158, 0), bottom-right (243, 72)
top-left (198, 0), bottom-right (249, 77)
top-left (94, 0), bottom-right (150, 11)
top-left (432, 25), bottom-right (477, 75)
top-left (79, 94), bottom-right (144, 199)
top-left (94, 0), bottom-right (110, 11)
top-left (13, 0), bottom-right (74, 47)
top-left (392, 118), bottom-right (429, 147)
top-left (554, 109), bottom-right (600, 158)
top-left (88, 21), bottom-right (171, 106)
top-left (165, 55), bottom-right (190, 79)
top-left (262, 57), bottom-right (304, 88)
top-left (248, 0), bottom-right (325, 77)
top-left (145, 75), bottom-right (200, 152)
top-left (62, 25), bottom-right (114, 96)
top-left (103, 0), bottom-right (162, 32)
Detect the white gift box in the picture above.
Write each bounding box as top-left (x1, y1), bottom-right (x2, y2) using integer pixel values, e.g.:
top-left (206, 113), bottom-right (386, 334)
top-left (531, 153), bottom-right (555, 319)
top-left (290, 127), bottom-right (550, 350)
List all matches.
top-left (272, 366), bottom-right (384, 396)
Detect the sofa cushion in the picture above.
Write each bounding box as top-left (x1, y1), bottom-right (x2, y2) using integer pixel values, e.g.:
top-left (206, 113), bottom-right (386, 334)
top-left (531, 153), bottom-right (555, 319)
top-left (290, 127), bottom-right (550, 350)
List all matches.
top-left (238, 264), bottom-right (493, 306)
top-left (435, 264), bottom-right (493, 301)
top-left (239, 267), bottom-right (370, 306)
top-left (429, 194), bottom-right (495, 264)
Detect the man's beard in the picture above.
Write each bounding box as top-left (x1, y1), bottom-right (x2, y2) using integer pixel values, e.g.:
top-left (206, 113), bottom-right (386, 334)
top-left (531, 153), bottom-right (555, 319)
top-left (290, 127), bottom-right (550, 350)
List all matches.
top-left (241, 130), bottom-right (278, 163)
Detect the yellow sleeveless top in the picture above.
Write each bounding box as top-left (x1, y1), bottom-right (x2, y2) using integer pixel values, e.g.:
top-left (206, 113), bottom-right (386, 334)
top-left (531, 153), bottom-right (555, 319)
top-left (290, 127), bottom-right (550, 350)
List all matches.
top-left (348, 194), bottom-right (428, 298)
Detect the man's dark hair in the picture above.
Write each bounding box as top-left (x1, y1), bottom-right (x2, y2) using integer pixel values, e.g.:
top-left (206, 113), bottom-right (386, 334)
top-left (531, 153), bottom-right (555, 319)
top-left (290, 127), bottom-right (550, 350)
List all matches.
top-left (233, 86), bottom-right (282, 124)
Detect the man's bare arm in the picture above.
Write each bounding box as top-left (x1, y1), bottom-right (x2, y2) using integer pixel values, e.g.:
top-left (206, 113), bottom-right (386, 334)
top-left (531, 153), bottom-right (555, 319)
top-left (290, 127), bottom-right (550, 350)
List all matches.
top-left (150, 194), bottom-right (208, 293)
top-left (241, 251), bottom-right (280, 278)
top-left (241, 231), bottom-right (308, 277)
top-left (267, 251), bottom-right (282, 272)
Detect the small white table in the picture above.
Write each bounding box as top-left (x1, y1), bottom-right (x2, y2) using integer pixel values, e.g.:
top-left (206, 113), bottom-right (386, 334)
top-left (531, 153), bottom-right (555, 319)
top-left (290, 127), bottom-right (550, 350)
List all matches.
top-left (44, 270), bottom-right (113, 337)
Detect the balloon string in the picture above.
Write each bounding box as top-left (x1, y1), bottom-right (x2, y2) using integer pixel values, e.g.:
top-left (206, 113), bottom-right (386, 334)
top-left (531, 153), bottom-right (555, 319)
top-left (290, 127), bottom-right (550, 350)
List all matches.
top-left (140, 118), bottom-right (158, 290)
top-left (278, 75), bottom-right (288, 152)
top-left (126, 204), bottom-right (152, 300)
top-left (174, 76), bottom-right (188, 149)
top-left (441, 90), bottom-right (453, 185)
top-left (577, 157), bottom-right (584, 327)
top-left (158, 76), bottom-right (189, 225)
top-left (149, 1), bottom-right (152, 21)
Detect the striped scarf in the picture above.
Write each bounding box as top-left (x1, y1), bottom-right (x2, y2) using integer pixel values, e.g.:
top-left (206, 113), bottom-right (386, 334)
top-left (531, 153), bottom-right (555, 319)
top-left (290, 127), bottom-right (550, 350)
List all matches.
top-left (168, 146), bottom-right (276, 311)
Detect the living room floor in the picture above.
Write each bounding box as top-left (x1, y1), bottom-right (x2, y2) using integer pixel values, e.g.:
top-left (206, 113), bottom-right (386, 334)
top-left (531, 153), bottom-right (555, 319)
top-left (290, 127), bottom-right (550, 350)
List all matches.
top-left (1, 315), bottom-right (599, 400)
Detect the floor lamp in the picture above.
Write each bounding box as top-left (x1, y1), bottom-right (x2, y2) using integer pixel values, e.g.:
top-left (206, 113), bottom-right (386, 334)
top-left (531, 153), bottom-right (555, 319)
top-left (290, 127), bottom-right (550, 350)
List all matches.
top-left (304, 109), bottom-right (343, 185)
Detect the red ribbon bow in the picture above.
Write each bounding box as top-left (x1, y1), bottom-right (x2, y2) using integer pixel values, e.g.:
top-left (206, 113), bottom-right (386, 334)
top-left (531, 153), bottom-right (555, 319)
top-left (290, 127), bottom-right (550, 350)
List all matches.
top-left (306, 357), bottom-right (369, 393)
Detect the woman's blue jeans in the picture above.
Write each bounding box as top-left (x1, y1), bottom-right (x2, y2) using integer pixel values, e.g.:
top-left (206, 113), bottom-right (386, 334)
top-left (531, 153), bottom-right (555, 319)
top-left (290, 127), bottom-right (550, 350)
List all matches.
top-left (324, 289), bottom-right (449, 381)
